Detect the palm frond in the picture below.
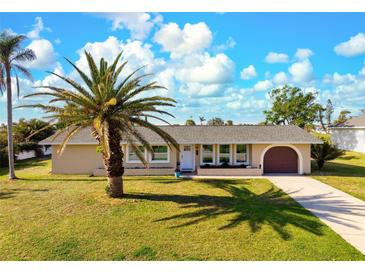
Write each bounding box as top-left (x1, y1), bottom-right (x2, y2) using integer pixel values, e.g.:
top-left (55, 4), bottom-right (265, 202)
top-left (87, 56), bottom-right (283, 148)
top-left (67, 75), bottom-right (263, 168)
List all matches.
top-left (13, 64), bottom-right (33, 81)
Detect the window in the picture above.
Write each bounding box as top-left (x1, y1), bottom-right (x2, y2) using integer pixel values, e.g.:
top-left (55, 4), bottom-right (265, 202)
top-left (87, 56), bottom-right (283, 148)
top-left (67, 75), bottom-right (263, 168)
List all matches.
top-left (219, 144), bottom-right (231, 164)
top-left (236, 144), bottom-right (247, 163)
top-left (127, 145), bottom-right (145, 163)
top-left (202, 144), bottom-right (214, 164)
top-left (151, 145), bottom-right (169, 162)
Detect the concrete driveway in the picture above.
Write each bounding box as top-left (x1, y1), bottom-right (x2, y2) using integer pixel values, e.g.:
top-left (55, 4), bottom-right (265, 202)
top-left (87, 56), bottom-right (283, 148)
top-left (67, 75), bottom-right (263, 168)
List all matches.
top-left (267, 175), bottom-right (365, 255)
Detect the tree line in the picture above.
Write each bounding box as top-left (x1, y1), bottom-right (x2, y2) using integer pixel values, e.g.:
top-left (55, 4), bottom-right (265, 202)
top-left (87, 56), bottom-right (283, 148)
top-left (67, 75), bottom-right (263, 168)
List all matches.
top-left (0, 118), bottom-right (56, 167)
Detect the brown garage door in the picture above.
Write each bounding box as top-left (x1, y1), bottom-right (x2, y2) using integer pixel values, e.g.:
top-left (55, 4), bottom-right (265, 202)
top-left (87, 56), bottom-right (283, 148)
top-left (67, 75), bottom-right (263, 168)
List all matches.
top-left (263, 146), bottom-right (298, 173)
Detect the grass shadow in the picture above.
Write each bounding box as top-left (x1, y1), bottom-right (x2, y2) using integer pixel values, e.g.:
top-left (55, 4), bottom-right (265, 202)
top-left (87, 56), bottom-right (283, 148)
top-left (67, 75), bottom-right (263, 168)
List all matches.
top-left (311, 160), bottom-right (365, 177)
top-left (0, 188), bottom-right (49, 200)
top-left (0, 156), bottom-right (50, 176)
top-left (124, 179), bottom-right (324, 240)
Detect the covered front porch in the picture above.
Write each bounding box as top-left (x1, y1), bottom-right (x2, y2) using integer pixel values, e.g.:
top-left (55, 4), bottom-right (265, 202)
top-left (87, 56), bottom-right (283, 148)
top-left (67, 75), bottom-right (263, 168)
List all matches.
top-left (179, 144), bottom-right (263, 176)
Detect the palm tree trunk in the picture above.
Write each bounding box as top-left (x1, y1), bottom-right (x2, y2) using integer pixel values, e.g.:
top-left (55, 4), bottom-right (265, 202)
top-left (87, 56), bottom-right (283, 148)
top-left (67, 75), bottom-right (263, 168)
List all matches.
top-left (103, 124), bottom-right (124, 198)
top-left (5, 65), bottom-right (16, 179)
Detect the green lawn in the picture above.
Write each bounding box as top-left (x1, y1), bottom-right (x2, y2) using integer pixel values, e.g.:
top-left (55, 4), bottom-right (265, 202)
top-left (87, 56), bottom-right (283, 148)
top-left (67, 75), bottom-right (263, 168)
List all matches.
top-left (0, 158), bottom-right (364, 260)
top-left (312, 151), bottom-right (365, 201)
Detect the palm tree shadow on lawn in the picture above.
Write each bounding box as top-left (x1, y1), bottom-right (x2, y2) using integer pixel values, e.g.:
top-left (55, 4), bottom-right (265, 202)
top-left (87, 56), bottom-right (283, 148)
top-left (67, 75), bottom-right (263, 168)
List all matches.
top-left (124, 180), bottom-right (324, 240)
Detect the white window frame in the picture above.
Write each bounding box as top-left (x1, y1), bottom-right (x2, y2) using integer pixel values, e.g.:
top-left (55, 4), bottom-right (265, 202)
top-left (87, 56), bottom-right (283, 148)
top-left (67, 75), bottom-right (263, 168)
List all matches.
top-left (200, 144), bottom-right (215, 165)
top-left (150, 145), bottom-right (170, 163)
top-left (234, 144), bottom-right (249, 165)
top-left (126, 145), bottom-right (147, 163)
top-left (218, 144), bottom-right (232, 164)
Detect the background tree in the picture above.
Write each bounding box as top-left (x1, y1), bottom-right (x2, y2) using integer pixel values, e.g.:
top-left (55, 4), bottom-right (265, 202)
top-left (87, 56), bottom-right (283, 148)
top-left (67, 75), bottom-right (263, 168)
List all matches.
top-left (185, 119), bottom-right (196, 126)
top-left (0, 119), bottom-right (55, 166)
top-left (325, 99), bottom-right (334, 132)
top-left (21, 51), bottom-right (178, 198)
top-left (14, 118), bottom-right (56, 143)
top-left (316, 105), bottom-right (325, 131)
top-left (334, 110), bottom-right (351, 126)
top-left (311, 134), bottom-right (344, 170)
top-left (199, 116), bottom-right (205, 125)
top-left (225, 120), bottom-right (233, 126)
top-left (263, 85), bottom-right (321, 129)
top-left (0, 32), bottom-right (36, 179)
top-left (207, 117), bottom-right (224, 126)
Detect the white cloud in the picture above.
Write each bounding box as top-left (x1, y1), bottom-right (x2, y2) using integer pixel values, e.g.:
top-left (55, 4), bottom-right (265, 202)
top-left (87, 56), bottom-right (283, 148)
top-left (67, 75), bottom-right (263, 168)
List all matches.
top-left (295, 48), bottom-right (313, 60)
top-left (179, 83), bottom-right (227, 97)
top-left (25, 39), bottom-right (56, 69)
top-left (27, 17), bottom-right (51, 40)
top-left (240, 65), bottom-right (257, 80)
top-left (226, 95), bottom-right (267, 111)
top-left (175, 53), bottom-right (234, 84)
top-left (334, 33), bottom-right (365, 57)
top-left (360, 66), bottom-right (365, 76)
top-left (288, 59), bottom-right (313, 83)
top-left (0, 77), bottom-right (34, 103)
top-left (272, 72), bottom-right (288, 85)
top-left (253, 80), bottom-right (272, 91)
top-left (214, 37), bottom-right (236, 52)
top-left (323, 72), bottom-right (356, 86)
top-left (101, 13), bottom-right (161, 41)
top-left (154, 22), bottom-right (212, 58)
top-left (265, 52), bottom-right (289, 63)
top-left (74, 36), bottom-right (164, 77)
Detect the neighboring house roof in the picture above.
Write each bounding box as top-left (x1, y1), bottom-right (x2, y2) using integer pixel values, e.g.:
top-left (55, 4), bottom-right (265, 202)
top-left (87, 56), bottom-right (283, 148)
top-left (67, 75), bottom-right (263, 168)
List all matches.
top-left (335, 113), bottom-right (365, 127)
top-left (39, 125), bottom-right (323, 145)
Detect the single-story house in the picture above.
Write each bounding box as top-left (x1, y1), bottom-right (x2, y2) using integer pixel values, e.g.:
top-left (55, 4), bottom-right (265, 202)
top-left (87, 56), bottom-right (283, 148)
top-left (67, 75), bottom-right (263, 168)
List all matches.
top-left (332, 113), bottom-right (365, 153)
top-left (39, 125), bottom-right (322, 176)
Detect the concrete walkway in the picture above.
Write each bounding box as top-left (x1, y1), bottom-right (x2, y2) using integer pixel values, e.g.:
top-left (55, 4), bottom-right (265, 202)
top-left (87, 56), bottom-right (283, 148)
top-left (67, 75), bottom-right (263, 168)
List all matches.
top-left (267, 176), bottom-right (365, 255)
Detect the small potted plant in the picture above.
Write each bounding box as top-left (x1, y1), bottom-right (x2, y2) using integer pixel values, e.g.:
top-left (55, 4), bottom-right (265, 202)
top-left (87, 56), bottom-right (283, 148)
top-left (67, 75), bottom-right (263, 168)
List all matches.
top-left (175, 161), bottom-right (181, 178)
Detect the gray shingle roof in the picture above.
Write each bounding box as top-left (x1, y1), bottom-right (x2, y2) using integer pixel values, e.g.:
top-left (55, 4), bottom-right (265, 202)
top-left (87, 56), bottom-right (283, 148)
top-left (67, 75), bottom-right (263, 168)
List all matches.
top-left (39, 125), bottom-right (322, 145)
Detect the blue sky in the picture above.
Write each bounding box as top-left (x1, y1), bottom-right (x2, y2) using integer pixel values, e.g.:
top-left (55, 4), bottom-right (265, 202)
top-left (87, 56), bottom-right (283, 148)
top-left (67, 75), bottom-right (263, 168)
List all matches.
top-left (1, 13), bottom-right (365, 125)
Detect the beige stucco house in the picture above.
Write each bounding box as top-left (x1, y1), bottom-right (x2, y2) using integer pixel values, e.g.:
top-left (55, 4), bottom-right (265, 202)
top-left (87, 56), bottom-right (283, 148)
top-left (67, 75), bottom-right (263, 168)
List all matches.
top-left (40, 125), bottom-right (322, 176)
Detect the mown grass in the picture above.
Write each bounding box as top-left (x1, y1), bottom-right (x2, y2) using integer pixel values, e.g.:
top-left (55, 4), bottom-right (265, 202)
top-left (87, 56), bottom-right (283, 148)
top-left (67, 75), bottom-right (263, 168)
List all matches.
top-left (312, 151), bottom-right (365, 201)
top-left (0, 158), bottom-right (364, 260)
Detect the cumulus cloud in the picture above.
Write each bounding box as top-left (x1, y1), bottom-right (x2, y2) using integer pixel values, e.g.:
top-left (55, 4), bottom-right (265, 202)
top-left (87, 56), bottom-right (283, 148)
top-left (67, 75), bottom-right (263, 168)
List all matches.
top-left (179, 83), bottom-right (227, 97)
top-left (334, 33), bottom-right (365, 57)
top-left (323, 72), bottom-right (356, 86)
top-left (253, 80), bottom-right (272, 91)
top-left (74, 36), bottom-right (165, 77)
top-left (226, 93), bottom-right (268, 112)
top-left (0, 77), bottom-right (34, 103)
top-left (295, 48), bottom-right (313, 60)
top-left (214, 37), bottom-right (236, 52)
top-left (25, 39), bottom-right (56, 69)
top-left (240, 65), bottom-right (257, 80)
top-left (175, 53), bottom-right (234, 84)
top-left (101, 13), bottom-right (162, 41)
top-left (154, 22), bottom-right (212, 58)
top-left (288, 59), bottom-right (313, 83)
top-left (27, 17), bottom-right (51, 40)
top-left (265, 52), bottom-right (289, 63)
top-left (272, 72), bottom-right (289, 85)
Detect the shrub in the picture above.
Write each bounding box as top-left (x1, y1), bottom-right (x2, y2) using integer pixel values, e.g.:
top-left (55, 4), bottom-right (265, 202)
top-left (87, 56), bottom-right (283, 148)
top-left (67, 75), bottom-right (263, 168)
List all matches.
top-left (311, 133), bottom-right (344, 170)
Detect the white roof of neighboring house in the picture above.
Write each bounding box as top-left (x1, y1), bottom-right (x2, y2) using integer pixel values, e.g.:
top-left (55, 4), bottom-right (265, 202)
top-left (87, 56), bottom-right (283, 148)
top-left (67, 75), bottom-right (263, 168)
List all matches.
top-left (335, 113), bottom-right (365, 128)
top-left (39, 125), bottom-right (323, 145)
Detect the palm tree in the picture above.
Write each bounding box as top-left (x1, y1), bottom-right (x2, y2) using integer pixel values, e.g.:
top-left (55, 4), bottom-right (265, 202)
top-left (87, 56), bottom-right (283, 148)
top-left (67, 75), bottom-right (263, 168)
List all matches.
top-left (199, 116), bottom-right (205, 125)
top-left (0, 31), bottom-right (36, 179)
top-left (21, 51), bottom-right (178, 197)
top-left (311, 134), bottom-right (344, 170)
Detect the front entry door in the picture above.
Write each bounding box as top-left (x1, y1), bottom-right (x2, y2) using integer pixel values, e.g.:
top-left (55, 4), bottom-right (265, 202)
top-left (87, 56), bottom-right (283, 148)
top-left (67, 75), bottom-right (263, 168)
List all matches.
top-left (181, 145), bottom-right (194, 171)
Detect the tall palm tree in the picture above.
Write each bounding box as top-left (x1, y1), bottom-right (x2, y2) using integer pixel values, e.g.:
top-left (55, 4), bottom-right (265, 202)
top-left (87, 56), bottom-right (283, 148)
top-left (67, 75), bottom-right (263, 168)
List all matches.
top-left (0, 31), bottom-right (36, 179)
top-left (199, 116), bottom-right (205, 125)
top-left (21, 51), bottom-right (178, 198)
